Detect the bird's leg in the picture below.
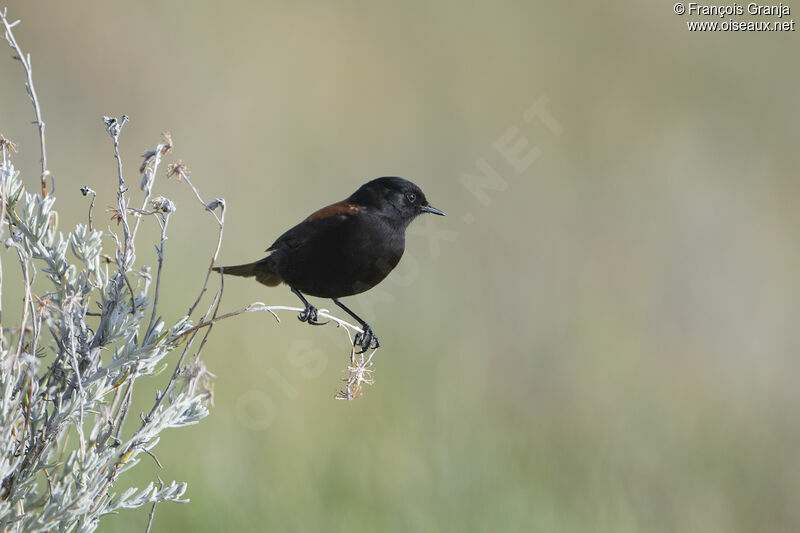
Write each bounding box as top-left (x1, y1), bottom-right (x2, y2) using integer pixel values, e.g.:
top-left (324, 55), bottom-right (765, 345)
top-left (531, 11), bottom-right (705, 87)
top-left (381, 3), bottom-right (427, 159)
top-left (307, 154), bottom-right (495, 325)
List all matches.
top-left (333, 298), bottom-right (379, 353)
top-left (291, 287), bottom-right (327, 325)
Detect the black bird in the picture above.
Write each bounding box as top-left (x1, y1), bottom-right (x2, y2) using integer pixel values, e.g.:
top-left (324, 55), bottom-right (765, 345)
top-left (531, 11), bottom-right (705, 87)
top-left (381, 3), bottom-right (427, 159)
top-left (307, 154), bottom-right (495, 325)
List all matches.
top-left (213, 177), bottom-right (444, 352)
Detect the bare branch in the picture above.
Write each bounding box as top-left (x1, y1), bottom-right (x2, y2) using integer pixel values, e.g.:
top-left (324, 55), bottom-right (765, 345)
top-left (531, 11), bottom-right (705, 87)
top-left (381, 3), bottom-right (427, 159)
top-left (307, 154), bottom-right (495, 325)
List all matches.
top-left (144, 478), bottom-right (164, 533)
top-left (171, 164), bottom-right (226, 318)
top-left (6, 237), bottom-right (31, 361)
top-left (144, 209), bottom-right (171, 342)
top-left (0, 11), bottom-right (49, 196)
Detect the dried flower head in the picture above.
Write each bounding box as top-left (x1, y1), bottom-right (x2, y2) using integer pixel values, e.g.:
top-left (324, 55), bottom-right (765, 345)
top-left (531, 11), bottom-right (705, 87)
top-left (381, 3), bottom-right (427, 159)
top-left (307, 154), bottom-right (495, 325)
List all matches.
top-left (103, 115), bottom-right (129, 138)
top-left (205, 198), bottom-right (224, 212)
top-left (0, 134), bottom-right (18, 153)
top-left (166, 160), bottom-right (190, 181)
top-left (336, 347), bottom-right (377, 400)
top-left (150, 196), bottom-right (176, 214)
top-left (139, 132), bottom-right (174, 174)
top-left (106, 205), bottom-right (124, 225)
top-left (161, 131), bottom-right (173, 152)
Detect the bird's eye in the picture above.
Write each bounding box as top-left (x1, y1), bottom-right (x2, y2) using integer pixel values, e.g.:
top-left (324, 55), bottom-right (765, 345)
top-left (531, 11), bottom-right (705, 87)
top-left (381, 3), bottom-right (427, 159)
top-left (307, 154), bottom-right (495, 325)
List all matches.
top-left (406, 192), bottom-right (417, 203)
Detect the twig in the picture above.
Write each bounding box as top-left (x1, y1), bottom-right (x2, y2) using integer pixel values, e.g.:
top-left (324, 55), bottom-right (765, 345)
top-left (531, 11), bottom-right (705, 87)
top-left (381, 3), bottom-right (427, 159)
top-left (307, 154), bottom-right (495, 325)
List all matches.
top-left (64, 304), bottom-right (86, 460)
top-left (143, 449), bottom-right (162, 469)
top-left (0, 160), bottom-right (7, 346)
top-left (131, 134), bottom-right (171, 245)
top-left (0, 248), bottom-right (3, 350)
top-left (144, 478), bottom-right (163, 533)
top-left (0, 11), bottom-right (49, 197)
top-left (170, 303), bottom-right (363, 345)
top-left (136, 283), bottom-right (225, 439)
top-left (113, 378), bottom-right (134, 441)
top-left (7, 239), bottom-right (32, 362)
top-left (103, 116), bottom-right (138, 315)
top-left (145, 500), bottom-right (157, 533)
top-left (144, 210), bottom-right (171, 343)
top-left (103, 115), bottom-right (131, 262)
top-left (174, 166), bottom-right (225, 318)
top-left (188, 268), bottom-right (224, 363)
top-left (79, 186), bottom-right (96, 231)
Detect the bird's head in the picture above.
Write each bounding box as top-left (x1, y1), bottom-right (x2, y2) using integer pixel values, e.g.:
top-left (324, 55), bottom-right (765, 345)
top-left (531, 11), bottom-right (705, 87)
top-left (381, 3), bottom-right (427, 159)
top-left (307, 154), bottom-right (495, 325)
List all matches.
top-left (349, 176), bottom-right (444, 228)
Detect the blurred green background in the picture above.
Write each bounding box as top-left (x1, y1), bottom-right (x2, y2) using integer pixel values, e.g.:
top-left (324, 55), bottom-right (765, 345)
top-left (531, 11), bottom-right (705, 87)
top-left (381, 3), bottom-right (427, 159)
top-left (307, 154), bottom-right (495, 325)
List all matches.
top-left (2, 1), bottom-right (800, 531)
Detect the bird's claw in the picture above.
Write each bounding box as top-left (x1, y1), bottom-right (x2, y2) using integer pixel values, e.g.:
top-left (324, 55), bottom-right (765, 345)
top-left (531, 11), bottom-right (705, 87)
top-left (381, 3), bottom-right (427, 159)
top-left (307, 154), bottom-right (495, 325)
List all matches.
top-left (298, 305), bottom-right (328, 326)
top-left (354, 326), bottom-right (380, 354)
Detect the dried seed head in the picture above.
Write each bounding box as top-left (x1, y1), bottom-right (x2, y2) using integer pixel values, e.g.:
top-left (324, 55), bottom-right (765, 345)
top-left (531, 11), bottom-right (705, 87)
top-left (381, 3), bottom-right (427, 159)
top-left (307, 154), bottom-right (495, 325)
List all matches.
top-left (205, 198), bottom-right (224, 212)
top-left (106, 205), bottom-right (123, 225)
top-left (0, 135), bottom-right (18, 153)
top-left (150, 196), bottom-right (176, 214)
top-left (103, 115), bottom-right (128, 138)
top-left (139, 133), bottom-right (173, 174)
top-left (160, 132), bottom-right (173, 154)
top-left (166, 160), bottom-right (190, 181)
top-left (336, 348), bottom-right (377, 400)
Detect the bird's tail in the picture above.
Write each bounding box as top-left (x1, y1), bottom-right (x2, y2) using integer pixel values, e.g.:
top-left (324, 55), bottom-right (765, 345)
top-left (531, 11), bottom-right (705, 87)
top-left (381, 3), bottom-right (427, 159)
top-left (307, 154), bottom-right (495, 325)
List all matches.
top-left (212, 256), bottom-right (282, 287)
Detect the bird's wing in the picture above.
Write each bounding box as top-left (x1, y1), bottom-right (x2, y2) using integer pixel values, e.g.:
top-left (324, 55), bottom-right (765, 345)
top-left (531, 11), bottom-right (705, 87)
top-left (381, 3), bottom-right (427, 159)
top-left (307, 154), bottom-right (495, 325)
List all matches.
top-left (266, 200), bottom-right (362, 251)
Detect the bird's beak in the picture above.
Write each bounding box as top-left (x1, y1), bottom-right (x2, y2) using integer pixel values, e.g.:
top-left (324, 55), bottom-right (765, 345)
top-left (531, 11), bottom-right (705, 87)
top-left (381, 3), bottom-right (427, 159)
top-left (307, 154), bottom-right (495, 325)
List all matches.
top-left (421, 204), bottom-right (445, 216)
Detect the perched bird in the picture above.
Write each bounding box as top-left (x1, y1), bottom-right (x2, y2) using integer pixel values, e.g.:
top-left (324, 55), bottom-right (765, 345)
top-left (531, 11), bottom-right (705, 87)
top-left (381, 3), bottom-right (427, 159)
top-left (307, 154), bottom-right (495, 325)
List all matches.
top-left (213, 177), bottom-right (444, 352)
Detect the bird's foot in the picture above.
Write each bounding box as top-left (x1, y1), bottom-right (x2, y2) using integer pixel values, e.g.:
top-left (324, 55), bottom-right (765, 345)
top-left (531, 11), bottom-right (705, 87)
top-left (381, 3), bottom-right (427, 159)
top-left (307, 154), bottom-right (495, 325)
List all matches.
top-left (298, 305), bottom-right (327, 326)
top-left (354, 325), bottom-right (380, 354)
